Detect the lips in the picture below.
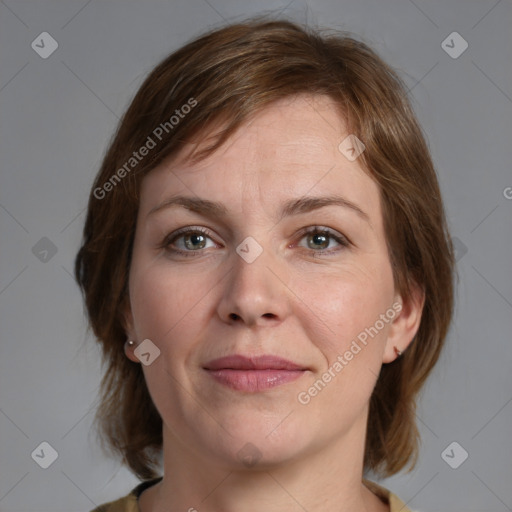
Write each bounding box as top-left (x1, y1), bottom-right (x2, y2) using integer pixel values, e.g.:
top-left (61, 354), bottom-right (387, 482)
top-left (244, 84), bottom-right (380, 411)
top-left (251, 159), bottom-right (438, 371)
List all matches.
top-left (203, 355), bottom-right (308, 392)
top-left (205, 354), bottom-right (305, 371)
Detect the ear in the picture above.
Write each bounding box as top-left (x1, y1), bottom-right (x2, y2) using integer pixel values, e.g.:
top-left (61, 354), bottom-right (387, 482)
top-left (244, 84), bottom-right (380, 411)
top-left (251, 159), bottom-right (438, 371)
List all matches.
top-left (382, 282), bottom-right (425, 363)
top-left (120, 294), bottom-right (140, 364)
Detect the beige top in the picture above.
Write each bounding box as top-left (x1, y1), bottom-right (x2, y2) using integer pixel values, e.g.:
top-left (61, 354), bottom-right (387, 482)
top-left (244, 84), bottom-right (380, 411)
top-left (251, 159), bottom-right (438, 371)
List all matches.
top-left (90, 477), bottom-right (411, 512)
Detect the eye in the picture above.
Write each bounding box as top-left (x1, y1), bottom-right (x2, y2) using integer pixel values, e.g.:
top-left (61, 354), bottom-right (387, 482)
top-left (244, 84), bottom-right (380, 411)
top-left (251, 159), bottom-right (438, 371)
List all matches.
top-left (161, 227), bottom-right (218, 257)
top-left (160, 225), bottom-right (350, 259)
top-left (296, 226), bottom-right (349, 255)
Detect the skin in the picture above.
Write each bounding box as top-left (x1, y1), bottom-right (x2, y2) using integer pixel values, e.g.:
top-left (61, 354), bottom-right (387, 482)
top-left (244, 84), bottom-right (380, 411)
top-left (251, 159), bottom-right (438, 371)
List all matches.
top-left (123, 94), bottom-right (424, 512)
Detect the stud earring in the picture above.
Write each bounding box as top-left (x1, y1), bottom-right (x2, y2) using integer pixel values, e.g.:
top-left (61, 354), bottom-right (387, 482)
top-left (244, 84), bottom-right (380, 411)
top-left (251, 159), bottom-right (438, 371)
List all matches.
top-left (394, 346), bottom-right (402, 358)
top-left (125, 339), bottom-right (135, 349)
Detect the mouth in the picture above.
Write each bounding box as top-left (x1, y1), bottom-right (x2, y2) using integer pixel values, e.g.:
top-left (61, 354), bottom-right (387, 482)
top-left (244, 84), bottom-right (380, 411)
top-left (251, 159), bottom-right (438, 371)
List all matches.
top-left (203, 355), bottom-right (308, 392)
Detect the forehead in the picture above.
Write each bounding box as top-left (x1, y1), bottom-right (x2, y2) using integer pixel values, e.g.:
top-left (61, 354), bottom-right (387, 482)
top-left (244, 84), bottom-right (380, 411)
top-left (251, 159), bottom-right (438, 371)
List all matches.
top-left (178, 95), bottom-right (350, 170)
top-left (138, 94), bottom-right (380, 222)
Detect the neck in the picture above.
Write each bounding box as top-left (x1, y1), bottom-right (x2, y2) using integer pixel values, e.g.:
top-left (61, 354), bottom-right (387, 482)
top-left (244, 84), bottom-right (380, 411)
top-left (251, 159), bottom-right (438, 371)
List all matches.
top-left (141, 415), bottom-right (387, 512)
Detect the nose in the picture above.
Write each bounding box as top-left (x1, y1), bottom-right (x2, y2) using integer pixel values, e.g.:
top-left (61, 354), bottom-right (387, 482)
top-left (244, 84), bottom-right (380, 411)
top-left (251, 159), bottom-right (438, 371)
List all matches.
top-left (216, 242), bottom-right (291, 327)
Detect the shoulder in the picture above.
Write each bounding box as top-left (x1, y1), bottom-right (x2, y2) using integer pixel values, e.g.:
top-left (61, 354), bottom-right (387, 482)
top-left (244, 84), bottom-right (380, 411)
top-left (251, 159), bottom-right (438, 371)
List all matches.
top-left (89, 477), bottom-right (163, 512)
top-left (364, 479), bottom-right (413, 512)
top-left (89, 494), bottom-right (137, 512)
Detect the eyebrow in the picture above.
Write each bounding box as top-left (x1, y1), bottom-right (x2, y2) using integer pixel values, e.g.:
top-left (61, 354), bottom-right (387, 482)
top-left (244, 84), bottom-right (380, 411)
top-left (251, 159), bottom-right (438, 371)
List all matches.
top-left (148, 194), bottom-right (371, 225)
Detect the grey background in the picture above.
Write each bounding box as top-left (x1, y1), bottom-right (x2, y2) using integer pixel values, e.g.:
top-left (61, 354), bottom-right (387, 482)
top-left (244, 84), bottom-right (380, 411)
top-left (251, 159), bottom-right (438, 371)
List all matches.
top-left (0, 0), bottom-right (511, 511)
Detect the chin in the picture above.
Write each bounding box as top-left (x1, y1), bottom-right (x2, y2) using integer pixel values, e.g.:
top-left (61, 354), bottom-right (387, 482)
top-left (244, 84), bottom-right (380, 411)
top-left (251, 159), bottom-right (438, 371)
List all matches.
top-left (203, 414), bottom-right (313, 470)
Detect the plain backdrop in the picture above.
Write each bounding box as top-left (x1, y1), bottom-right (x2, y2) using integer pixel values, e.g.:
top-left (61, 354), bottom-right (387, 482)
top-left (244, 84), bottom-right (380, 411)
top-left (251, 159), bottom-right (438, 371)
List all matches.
top-left (0, 1), bottom-right (511, 511)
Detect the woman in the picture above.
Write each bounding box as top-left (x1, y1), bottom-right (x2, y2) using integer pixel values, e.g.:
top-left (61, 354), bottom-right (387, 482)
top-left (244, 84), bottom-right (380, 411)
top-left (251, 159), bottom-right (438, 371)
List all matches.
top-left (75, 16), bottom-right (454, 512)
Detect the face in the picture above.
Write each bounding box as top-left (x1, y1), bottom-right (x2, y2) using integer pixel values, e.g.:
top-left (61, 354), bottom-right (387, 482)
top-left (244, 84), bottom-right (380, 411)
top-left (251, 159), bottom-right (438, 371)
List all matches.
top-left (124, 94), bottom-right (413, 469)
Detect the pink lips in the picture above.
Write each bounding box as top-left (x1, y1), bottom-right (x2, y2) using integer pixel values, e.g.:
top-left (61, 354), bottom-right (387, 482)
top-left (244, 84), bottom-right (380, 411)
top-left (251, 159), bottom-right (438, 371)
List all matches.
top-left (204, 355), bottom-right (307, 392)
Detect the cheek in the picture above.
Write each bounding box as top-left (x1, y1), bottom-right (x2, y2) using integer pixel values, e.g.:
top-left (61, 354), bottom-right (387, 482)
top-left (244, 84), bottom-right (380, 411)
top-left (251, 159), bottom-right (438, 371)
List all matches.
top-left (128, 259), bottom-right (212, 413)
top-left (296, 259), bottom-right (395, 360)
top-left (295, 276), bottom-right (395, 419)
top-left (128, 256), bottom-right (212, 346)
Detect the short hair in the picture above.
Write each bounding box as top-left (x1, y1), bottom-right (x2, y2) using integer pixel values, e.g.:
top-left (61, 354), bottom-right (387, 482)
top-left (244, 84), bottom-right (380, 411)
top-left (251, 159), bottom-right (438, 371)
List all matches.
top-left (74, 16), bottom-right (455, 480)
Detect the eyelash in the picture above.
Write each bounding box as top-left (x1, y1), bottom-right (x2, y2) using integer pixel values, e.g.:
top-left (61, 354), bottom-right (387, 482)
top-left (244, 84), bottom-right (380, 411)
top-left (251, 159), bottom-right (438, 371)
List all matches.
top-left (160, 226), bottom-right (350, 259)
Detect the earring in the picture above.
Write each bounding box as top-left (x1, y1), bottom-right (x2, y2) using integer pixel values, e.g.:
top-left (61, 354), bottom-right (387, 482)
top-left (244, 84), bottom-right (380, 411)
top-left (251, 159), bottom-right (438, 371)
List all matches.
top-left (394, 346), bottom-right (402, 358)
top-left (125, 339), bottom-right (135, 349)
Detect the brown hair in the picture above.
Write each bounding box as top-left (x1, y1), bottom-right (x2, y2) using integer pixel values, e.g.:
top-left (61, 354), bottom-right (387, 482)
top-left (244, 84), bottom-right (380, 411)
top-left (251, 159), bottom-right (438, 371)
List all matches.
top-left (74, 16), bottom-right (455, 480)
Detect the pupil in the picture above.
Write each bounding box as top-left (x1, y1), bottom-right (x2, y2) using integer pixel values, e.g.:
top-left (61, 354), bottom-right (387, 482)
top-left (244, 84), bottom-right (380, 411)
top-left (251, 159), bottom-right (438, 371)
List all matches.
top-left (311, 233), bottom-right (328, 249)
top-left (186, 234), bottom-right (205, 250)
